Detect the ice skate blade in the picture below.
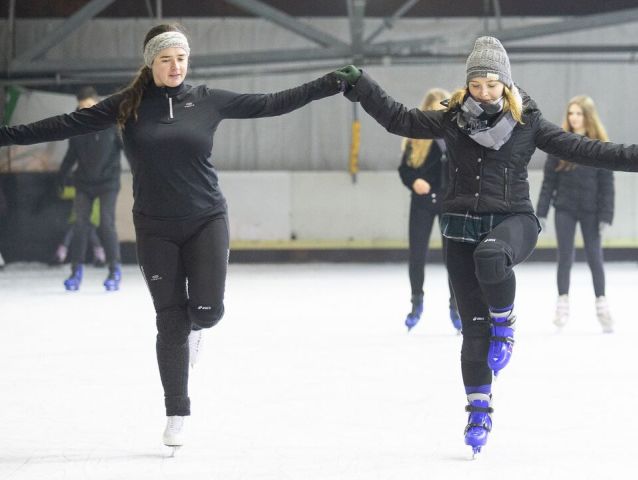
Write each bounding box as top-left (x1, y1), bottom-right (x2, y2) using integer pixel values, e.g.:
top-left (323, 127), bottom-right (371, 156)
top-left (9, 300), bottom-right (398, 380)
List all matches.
top-left (471, 447), bottom-right (481, 460)
top-left (165, 445), bottom-right (182, 457)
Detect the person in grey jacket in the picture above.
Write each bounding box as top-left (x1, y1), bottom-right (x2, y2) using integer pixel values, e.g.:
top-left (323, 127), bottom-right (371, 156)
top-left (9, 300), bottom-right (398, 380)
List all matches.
top-left (0, 23), bottom-right (344, 449)
top-left (536, 95), bottom-right (614, 332)
top-left (335, 36), bottom-right (638, 456)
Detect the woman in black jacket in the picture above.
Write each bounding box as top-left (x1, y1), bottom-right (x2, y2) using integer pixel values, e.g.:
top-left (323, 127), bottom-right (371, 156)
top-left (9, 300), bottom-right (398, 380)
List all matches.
top-left (0, 23), bottom-right (343, 449)
top-left (536, 96), bottom-right (614, 332)
top-left (398, 87), bottom-right (461, 333)
top-left (334, 36), bottom-right (638, 456)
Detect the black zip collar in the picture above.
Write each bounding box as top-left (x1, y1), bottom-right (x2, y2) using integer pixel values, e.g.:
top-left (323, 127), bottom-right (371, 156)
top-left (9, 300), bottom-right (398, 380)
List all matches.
top-left (146, 82), bottom-right (189, 98)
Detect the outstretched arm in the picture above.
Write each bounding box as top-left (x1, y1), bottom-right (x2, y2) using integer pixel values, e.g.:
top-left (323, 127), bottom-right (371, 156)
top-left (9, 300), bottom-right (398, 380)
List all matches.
top-left (0, 95), bottom-right (120, 147)
top-left (340, 70), bottom-right (445, 139)
top-left (213, 73), bottom-right (343, 119)
top-left (534, 114), bottom-right (638, 172)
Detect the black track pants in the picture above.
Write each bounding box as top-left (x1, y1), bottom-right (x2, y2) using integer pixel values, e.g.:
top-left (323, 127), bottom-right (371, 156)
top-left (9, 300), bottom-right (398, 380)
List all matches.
top-left (135, 212), bottom-right (229, 416)
top-left (445, 214), bottom-right (538, 388)
top-left (554, 209), bottom-right (605, 297)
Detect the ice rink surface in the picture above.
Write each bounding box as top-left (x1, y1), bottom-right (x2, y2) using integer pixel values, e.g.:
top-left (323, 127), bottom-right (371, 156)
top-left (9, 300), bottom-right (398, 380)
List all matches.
top-left (0, 261), bottom-right (637, 480)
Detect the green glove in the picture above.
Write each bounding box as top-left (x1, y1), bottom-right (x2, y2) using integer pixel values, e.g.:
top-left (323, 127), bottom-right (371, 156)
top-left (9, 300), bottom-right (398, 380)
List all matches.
top-left (333, 65), bottom-right (362, 86)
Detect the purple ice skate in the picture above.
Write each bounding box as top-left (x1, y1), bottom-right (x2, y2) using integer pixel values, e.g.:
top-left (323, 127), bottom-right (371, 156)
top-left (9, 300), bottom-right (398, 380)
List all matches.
top-left (450, 306), bottom-right (462, 333)
top-left (104, 264), bottom-right (122, 291)
top-left (464, 393), bottom-right (493, 457)
top-left (487, 308), bottom-right (516, 375)
top-left (405, 294), bottom-right (423, 331)
top-left (63, 264), bottom-right (83, 291)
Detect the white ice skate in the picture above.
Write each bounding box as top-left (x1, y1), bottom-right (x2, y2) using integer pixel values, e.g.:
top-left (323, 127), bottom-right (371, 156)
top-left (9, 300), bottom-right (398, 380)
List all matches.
top-left (188, 329), bottom-right (203, 368)
top-left (163, 415), bottom-right (185, 454)
top-left (554, 294), bottom-right (569, 328)
top-left (595, 296), bottom-right (613, 333)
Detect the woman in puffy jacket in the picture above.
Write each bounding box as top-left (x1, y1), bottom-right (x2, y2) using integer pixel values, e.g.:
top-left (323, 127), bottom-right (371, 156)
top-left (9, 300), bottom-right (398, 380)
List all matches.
top-left (334, 36), bottom-right (638, 456)
top-left (536, 96), bottom-right (614, 332)
top-left (398, 87), bottom-right (461, 333)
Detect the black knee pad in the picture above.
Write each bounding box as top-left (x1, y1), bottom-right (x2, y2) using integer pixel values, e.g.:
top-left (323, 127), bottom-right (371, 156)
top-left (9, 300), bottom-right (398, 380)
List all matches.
top-left (156, 307), bottom-right (191, 346)
top-left (189, 303), bottom-right (225, 329)
top-left (473, 239), bottom-right (513, 285)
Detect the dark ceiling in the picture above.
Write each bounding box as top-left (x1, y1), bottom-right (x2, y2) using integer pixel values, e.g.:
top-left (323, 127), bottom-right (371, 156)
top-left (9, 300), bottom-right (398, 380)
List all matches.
top-left (2, 0), bottom-right (638, 18)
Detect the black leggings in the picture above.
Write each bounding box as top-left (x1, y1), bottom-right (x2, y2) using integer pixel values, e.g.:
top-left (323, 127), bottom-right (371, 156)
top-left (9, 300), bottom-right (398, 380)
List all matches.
top-left (70, 189), bottom-right (120, 267)
top-left (554, 209), bottom-right (605, 297)
top-left (408, 200), bottom-right (456, 307)
top-left (135, 211), bottom-right (229, 416)
top-left (445, 214), bottom-right (538, 388)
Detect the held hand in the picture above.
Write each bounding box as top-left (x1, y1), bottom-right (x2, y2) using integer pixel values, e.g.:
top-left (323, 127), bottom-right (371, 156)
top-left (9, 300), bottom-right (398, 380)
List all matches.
top-left (412, 179), bottom-right (431, 195)
top-left (333, 65), bottom-right (362, 86)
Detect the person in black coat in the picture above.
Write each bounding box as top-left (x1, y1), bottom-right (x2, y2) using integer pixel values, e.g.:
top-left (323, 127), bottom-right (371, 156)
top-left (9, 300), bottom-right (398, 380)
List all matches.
top-left (57, 86), bottom-right (123, 291)
top-left (536, 95), bottom-right (614, 332)
top-left (0, 23), bottom-right (344, 448)
top-left (334, 36), bottom-right (638, 456)
top-left (398, 87), bottom-right (461, 333)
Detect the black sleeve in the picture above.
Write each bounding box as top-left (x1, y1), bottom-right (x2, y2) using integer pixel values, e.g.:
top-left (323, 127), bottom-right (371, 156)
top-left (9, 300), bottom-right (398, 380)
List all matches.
top-left (535, 155), bottom-right (559, 218)
top-left (0, 94), bottom-right (120, 147)
top-left (597, 168), bottom-right (615, 224)
top-left (345, 71), bottom-right (445, 139)
top-left (534, 113), bottom-right (638, 172)
top-left (213, 73), bottom-right (342, 119)
top-left (398, 142), bottom-right (419, 191)
top-left (58, 139), bottom-right (78, 180)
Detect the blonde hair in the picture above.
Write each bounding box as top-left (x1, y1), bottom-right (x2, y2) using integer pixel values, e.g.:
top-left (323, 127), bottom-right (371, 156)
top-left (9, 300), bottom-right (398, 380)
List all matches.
top-left (556, 95), bottom-right (608, 171)
top-left (401, 88), bottom-right (450, 168)
top-left (448, 84), bottom-right (524, 124)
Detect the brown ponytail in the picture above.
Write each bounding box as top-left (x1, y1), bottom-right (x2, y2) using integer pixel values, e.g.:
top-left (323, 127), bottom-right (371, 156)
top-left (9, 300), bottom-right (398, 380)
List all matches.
top-left (116, 66), bottom-right (153, 129)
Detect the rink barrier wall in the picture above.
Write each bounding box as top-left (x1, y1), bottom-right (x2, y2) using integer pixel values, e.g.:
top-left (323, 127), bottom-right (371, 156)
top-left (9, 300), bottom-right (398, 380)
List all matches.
top-left (2, 171), bottom-right (637, 264)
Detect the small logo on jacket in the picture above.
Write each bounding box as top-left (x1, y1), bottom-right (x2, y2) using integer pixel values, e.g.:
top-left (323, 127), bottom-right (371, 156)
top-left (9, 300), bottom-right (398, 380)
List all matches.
top-left (197, 305), bottom-right (212, 310)
top-left (184, 102), bottom-right (195, 108)
top-left (150, 274), bottom-right (162, 281)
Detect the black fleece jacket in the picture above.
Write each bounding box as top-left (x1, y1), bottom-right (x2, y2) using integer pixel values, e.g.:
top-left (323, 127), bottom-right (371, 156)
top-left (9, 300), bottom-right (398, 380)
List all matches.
top-left (58, 126), bottom-right (123, 195)
top-left (1, 75), bottom-right (341, 219)
top-left (346, 72), bottom-right (638, 215)
top-left (536, 154), bottom-right (614, 224)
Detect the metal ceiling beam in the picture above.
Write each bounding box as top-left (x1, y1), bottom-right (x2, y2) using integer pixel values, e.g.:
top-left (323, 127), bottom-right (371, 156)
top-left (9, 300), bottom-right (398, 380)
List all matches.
top-left (493, 7), bottom-right (638, 42)
top-left (492, 0), bottom-right (503, 31)
top-left (7, 46), bottom-right (353, 74)
top-left (365, 0), bottom-right (419, 43)
top-left (10, 0), bottom-right (116, 69)
top-left (224, 0), bottom-right (348, 48)
top-left (365, 7), bottom-right (638, 60)
top-left (348, 0), bottom-right (366, 59)
top-left (10, 42), bottom-right (638, 78)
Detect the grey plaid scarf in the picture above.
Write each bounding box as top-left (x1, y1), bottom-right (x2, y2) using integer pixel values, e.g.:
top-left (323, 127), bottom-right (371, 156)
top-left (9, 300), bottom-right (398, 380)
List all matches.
top-left (457, 96), bottom-right (517, 151)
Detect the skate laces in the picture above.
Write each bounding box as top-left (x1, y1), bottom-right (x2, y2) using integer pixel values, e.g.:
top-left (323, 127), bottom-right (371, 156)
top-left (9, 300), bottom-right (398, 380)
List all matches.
top-left (490, 314), bottom-right (516, 344)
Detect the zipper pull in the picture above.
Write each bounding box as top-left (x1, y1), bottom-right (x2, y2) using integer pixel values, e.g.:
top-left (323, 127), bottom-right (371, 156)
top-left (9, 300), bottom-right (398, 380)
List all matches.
top-left (169, 96), bottom-right (174, 119)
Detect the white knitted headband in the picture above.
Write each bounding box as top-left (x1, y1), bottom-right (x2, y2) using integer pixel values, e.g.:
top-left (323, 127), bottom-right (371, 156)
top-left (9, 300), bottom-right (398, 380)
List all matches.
top-left (143, 31), bottom-right (190, 68)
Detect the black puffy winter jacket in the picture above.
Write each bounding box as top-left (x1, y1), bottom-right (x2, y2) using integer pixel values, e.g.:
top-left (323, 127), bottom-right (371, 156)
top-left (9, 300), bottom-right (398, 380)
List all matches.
top-left (346, 72), bottom-right (638, 215)
top-left (536, 155), bottom-right (614, 224)
top-left (398, 139), bottom-right (448, 209)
